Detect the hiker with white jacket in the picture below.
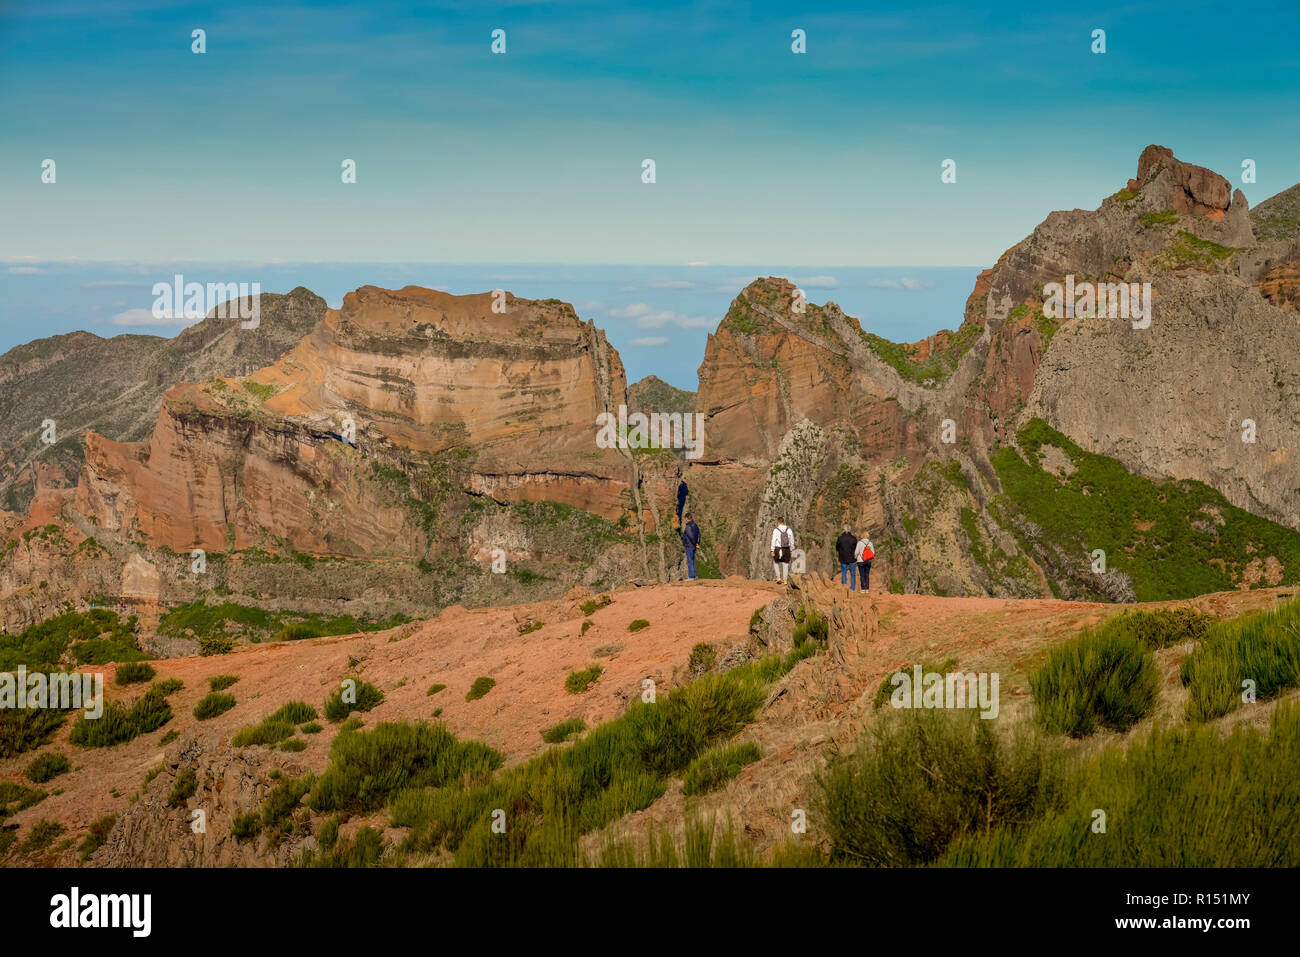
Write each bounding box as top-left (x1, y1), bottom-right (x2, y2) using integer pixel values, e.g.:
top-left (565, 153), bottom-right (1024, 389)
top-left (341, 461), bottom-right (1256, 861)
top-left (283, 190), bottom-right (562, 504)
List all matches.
top-left (770, 520), bottom-right (796, 584)
top-left (855, 534), bottom-right (875, 592)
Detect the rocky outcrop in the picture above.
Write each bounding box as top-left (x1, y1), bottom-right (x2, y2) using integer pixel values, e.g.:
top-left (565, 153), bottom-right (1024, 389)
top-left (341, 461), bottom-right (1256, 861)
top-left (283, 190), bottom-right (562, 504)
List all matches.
top-left (73, 287), bottom-right (637, 556)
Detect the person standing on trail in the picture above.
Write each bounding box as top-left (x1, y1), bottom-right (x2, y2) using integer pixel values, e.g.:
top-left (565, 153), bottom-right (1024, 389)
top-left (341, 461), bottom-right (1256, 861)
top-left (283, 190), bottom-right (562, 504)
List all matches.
top-left (682, 512), bottom-right (701, 580)
top-left (836, 523), bottom-right (859, 591)
top-left (771, 519), bottom-right (796, 584)
top-left (676, 479), bottom-right (689, 525)
top-left (854, 534), bottom-right (875, 592)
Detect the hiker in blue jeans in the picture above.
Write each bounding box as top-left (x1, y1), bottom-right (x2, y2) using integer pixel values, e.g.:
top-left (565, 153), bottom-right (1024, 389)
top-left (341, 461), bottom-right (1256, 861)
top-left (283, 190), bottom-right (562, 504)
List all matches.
top-left (682, 513), bottom-right (701, 580)
top-left (855, 536), bottom-right (875, 592)
top-left (835, 524), bottom-right (858, 590)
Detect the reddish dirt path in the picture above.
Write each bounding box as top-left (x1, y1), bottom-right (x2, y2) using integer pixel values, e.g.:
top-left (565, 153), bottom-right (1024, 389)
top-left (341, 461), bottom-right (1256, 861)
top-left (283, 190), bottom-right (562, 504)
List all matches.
top-left (1, 578), bottom-right (779, 861)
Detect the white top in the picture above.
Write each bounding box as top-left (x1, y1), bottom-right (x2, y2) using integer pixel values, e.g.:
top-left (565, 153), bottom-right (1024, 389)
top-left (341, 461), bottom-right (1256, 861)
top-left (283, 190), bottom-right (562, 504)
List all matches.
top-left (854, 538), bottom-right (874, 562)
top-left (770, 524), bottom-right (796, 549)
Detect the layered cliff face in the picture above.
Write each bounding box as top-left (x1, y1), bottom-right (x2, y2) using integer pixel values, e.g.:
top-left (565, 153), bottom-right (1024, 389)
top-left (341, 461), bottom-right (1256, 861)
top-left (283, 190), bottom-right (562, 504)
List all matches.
top-left (688, 146), bottom-right (1300, 595)
top-left (72, 286), bottom-right (635, 558)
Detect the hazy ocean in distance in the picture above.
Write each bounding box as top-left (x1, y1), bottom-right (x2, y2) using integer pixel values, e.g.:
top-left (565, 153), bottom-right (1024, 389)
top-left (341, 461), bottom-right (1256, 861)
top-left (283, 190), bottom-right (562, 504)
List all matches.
top-left (0, 263), bottom-right (982, 390)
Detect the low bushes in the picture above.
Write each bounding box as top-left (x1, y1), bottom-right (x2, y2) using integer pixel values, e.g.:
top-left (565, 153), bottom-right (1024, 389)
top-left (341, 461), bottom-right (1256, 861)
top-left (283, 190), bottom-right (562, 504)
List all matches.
top-left (814, 709), bottom-right (1063, 866)
top-left (114, 662), bottom-right (156, 686)
top-left (69, 685), bottom-right (173, 748)
top-left (1030, 622), bottom-right (1158, 736)
top-left (1182, 598), bottom-right (1300, 721)
top-left (464, 677), bottom-right (495, 702)
top-left (193, 692), bottom-right (236, 721)
top-left (311, 722), bottom-right (503, 813)
top-left (25, 752), bottom-right (70, 784)
top-left (565, 665), bottom-right (602, 694)
top-left (681, 740), bottom-right (760, 796)
top-left (541, 718), bottom-right (586, 743)
top-left (324, 679), bottom-right (384, 722)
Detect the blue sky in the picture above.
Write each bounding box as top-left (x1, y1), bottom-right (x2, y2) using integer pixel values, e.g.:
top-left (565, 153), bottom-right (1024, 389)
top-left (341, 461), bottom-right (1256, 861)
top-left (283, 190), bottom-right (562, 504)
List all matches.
top-left (1, 0), bottom-right (1298, 385)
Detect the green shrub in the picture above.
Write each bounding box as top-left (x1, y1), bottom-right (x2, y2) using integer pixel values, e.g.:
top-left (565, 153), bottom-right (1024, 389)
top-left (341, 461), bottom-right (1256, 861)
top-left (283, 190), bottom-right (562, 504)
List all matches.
top-left (198, 634), bottom-right (236, 656)
top-left (628, 619), bottom-right (650, 633)
top-left (1182, 598), bottom-right (1300, 721)
top-left (297, 825), bottom-right (386, 867)
top-left (426, 683), bottom-right (446, 696)
top-left (565, 665), bottom-right (603, 694)
top-left (69, 686), bottom-right (172, 748)
top-left (464, 677), bottom-right (495, 702)
top-left (580, 596), bottom-right (611, 616)
top-left (231, 812), bottom-right (261, 841)
top-left (301, 722), bottom-right (323, 734)
top-left (78, 814), bottom-right (117, 861)
top-left (281, 738), bottom-right (308, 752)
top-left (943, 704), bottom-right (1300, 866)
top-left (580, 621), bottom-right (593, 636)
top-left (1110, 606), bottom-right (1213, 649)
top-left (519, 620), bottom-right (543, 635)
top-left (19, 818), bottom-right (65, 855)
top-left (159, 729), bottom-right (179, 745)
top-left (1030, 623), bottom-right (1159, 736)
top-left (193, 692), bottom-right (237, 721)
top-left (791, 607), bottom-right (828, 644)
top-left (0, 609), bottom-right (143, 672)
top-left (166, 767), bottom-right (198, 806)
top-left (814, 710), bottom-right (1062, 866)
top-left (154, 678), bottom-right (184, 695)
top-left (25, 752), bottom-right (70, 784)
top-left (271, 701), bottom-right (318, 724)
top-left (596, 813), bottom-right (757, 868)
top-left (0, 708), bottom-right (69, 759)
top-left (114, 662), bottom-right (156, 685)
top-left (688, 643), bottom-right (718, 675)
top-left (232, 717), bottom-right (295, 747)
top-left (310, 722), bottom-right (503, 813)
top-left (324, 679), bottom-right (384, 722)
top-left (541, 718), bottom-right (586, 743)
top-left (0, 781), bottom-right (48, 820)
top-left (681, 740), bottom-right (760, 796)
top-left (209, 674), bottom-right (240, 691)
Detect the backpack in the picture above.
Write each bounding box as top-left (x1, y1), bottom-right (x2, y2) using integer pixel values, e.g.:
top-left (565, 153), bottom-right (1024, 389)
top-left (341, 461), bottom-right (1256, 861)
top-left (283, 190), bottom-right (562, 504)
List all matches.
top-left (860, 540), bottom-right (875, 562)
top-left (775, 526), bottom-right (792, 563)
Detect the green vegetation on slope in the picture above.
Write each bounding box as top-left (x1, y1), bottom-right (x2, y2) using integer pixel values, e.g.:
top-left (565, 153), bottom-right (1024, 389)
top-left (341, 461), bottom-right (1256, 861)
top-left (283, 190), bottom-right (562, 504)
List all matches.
top-left (993, 419), bottom-right (1300, 600)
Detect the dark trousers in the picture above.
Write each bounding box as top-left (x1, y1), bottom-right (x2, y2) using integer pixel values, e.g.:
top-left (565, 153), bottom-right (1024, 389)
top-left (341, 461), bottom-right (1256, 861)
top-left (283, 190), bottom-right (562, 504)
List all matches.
top-left (857, 560), bottom-right (872, 591)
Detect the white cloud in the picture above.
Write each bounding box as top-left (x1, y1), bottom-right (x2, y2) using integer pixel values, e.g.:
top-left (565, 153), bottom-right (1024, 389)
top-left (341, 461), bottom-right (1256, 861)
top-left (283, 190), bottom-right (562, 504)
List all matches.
top-left (797, 275), bottom-right (838, 288)
top-left (686, 261), bottom-right (709, 267)
top-left (110, 308), bottom-right (199, 328)
top-left (630, 336), bottom-right (670, 347)
top-left (865, 277), bottom-right (936, 290)
top-left (609, 302), bottom-right (713, 329)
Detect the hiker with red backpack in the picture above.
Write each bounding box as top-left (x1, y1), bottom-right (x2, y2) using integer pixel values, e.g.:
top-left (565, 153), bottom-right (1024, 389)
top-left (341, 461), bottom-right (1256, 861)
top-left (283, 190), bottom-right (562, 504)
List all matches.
top-left (771, 520), bottom-right (796, 584)
top-left (854, 534), bottom-right (875, 592)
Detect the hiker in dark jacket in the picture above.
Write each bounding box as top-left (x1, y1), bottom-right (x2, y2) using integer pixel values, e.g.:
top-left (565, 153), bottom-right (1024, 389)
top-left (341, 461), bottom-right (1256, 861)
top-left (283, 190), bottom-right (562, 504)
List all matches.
top-left (676, 480), bottom-right (689, 525)
top-left (836, 524), bottom-right (858, 590)
top-left (682, 513), bottom-right (701, 580)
